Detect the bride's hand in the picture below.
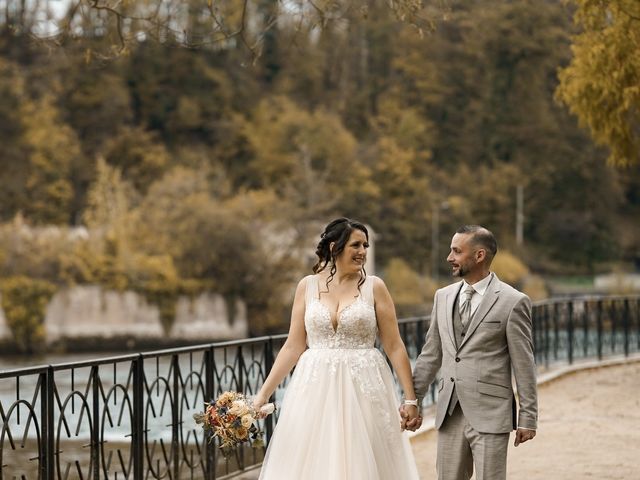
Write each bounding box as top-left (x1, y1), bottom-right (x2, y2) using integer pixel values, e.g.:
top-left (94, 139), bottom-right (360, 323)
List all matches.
top-left (399, 404), bottom-right (421, 431)
top-left (253, 394), bottom-right (268, 418)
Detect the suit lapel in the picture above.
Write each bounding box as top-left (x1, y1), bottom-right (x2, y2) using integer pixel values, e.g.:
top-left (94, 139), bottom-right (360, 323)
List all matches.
top-left (446, 283), bottom-right (463, 349)
top-left (459, 275), bottom-right (501, 349)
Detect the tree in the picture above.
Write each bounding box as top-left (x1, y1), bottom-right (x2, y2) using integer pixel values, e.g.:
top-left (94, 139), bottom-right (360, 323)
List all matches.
top-left (245, 96), bottom-right (376, 219)
top-left (0, 58), bottom-right (30, 222)
top-left (103, 127), bottom-right (170, 193)
top-left (556, 0), bottom-right (640, 166)
top-left (20, 94), bottom-right (79, 224)
top-left (133, 166), bottom-right (300, 332)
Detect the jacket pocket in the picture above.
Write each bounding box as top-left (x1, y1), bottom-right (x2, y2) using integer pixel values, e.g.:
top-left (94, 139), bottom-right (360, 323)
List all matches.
top-left (480, 320), bottom-right (502, 329)
top-left (477, 380), bottom-right (512, 399)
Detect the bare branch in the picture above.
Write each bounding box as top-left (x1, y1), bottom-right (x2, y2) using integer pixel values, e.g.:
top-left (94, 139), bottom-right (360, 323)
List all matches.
top-left (16, 0), bottom-right (445, 61)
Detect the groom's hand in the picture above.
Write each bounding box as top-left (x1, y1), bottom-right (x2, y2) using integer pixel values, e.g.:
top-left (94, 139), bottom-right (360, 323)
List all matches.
top-left (398, 405), bottom-right (408, 430)
top-left (399, 405), bottom-right (422, 431)
top-left (514, 428), bottom-right (536, 446)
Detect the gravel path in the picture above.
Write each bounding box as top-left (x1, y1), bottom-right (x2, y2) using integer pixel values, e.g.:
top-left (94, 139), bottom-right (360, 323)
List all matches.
top-left (410, 361), bottom-right (640, 479)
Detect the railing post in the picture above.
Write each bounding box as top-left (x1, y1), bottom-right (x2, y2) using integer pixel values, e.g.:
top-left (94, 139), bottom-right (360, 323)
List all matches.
top-left (567, 301), bottom-right (574, 365)
top-left (91, 366), bottom-right (100, 480)
top-left (583, 300), bottom-right (589, 358)
top-left (597, 299), bottom-right (603, 360)
top-left (264, 338), bottom-right (275, 443)
top-left (544, 304), bottom-right (550, 368)
top-left (624, 299), bottom-right (630, 357)
top-left (172, 355), bottom-right (180, 480)
top-left (637, 298), bottom-right (640, 351)
top-left (611, 299), bottom-right (617, 354)
top-left (132, 356), bottom-right (144, 480)
top-left (40, 368), bottom-right (55, 480)
top-left (237, 345), bottom-right (246, 470)
top-left (205, 348), bottom-right (215, 480)
top-left (553, 302), bottom-right (559, 361)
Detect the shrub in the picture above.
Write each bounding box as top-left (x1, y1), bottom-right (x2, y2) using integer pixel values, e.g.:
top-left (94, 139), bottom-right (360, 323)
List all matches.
top-left (384, 258), bottom-right (437, 316)
top-left (491, 250), bottom-right (529, 287)
top-left (0, 276), bottom-right (56, 353)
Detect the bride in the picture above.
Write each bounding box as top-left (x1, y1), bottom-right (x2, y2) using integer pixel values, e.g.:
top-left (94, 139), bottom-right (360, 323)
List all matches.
top-left (253, 218), bottom-right (420, 479)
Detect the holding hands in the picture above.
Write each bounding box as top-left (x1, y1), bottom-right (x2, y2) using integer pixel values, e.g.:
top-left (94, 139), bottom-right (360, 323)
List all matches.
top-left (399, 401), bottom-right (422, 432)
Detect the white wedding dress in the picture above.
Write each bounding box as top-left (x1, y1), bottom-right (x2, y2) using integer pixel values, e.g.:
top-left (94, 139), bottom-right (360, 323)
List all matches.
top-left (259, 275), bottom-right (420, 479)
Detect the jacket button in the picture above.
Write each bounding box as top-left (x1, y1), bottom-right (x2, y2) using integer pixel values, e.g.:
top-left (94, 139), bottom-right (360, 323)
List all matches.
top-left (455, 357), bottom-right (460, 362)
top-left (450, 377), bottom-right (454, 382)
top-left (461, 332), bottom-right (465, 337)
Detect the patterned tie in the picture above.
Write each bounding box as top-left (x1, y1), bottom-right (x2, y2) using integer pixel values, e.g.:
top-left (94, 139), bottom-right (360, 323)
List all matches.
top-left (459, 285), bottom-right (475, 328)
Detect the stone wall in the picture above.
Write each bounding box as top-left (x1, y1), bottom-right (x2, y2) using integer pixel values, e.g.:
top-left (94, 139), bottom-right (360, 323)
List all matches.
top-left (0, 293), bottom-right (11, 340)
top-left (0, 286), bottom-right (248, 344)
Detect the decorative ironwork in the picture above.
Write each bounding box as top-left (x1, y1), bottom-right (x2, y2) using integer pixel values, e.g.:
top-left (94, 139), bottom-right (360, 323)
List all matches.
top-left (1, 295), bottom-right (639, 479)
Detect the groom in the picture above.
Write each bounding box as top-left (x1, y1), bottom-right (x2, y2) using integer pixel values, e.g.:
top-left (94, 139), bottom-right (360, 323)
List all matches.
top-left (403, 225), bottom-right (537, 480)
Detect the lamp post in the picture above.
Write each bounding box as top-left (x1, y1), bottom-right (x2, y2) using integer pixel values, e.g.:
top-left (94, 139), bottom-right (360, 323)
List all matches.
top-left (431, 201), bottom-right (449, 282)
top-left (516, 184), bottom-right (524, 246)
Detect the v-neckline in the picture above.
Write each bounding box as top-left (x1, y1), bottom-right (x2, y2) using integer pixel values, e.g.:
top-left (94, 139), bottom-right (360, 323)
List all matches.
top-left (315, 298), bottom-right (361, 334)
top-left (314, 275), bottom-right (362, 334)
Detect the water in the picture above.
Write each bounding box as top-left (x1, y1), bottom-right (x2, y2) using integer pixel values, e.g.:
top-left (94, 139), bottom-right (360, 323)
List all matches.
top-left (0, 349), bottom-right (271, 479)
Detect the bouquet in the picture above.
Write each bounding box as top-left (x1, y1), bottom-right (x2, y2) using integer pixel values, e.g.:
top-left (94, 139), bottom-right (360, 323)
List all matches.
top-left (194, 391), bottom-right (275, 457)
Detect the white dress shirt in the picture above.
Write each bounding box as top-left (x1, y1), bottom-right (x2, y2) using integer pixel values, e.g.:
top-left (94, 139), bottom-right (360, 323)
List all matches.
top-left (457, 272), bottom-right (494, 317)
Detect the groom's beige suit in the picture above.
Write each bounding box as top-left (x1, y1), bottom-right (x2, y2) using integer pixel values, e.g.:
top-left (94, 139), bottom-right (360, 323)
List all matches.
top-left (413, 273), bottom-right (538, 480)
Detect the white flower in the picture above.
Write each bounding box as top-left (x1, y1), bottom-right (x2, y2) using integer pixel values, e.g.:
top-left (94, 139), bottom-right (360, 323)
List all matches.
top-left (241, 414), bottom-right (253, 428)
top-left (229, 400), bottom-right (250, 417)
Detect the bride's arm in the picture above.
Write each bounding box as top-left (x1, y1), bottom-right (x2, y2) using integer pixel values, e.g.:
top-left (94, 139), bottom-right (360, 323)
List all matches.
top-left (373, 277), bottom-right (417, 403)
top-left (253, 277), bottom-right (308, 409)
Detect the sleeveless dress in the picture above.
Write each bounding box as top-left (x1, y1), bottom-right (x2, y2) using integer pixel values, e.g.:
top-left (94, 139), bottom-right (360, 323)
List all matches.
top-left (258, 275), bottom-right (420, 479)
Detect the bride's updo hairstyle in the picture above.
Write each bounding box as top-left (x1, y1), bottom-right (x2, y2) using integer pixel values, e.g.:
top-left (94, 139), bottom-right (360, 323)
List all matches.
top-left (313, 218), bottom-right (368, 293)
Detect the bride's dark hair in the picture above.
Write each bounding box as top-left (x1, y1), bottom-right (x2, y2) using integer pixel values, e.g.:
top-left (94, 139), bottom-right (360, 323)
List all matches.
top-left (313, 218), bottom-right (368, 294)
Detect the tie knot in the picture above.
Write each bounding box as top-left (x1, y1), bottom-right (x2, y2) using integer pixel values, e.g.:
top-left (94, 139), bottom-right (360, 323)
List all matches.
top-left (464, 285), bottom-right (475, 300)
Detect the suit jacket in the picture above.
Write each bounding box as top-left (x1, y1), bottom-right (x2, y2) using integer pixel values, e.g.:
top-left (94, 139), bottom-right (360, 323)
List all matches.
top-left (413, 273), bottom-right (538, 434)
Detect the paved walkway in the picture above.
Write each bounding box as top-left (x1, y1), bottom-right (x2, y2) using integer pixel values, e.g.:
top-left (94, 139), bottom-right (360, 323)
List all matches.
top-left (411, 359), bottom-right (640, 479)
top-left (233, 356), bottom-right (640, 479)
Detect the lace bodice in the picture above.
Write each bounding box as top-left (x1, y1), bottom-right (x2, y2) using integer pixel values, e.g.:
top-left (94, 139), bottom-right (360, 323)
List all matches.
top-left (304, 275), bottom-right (378, 349)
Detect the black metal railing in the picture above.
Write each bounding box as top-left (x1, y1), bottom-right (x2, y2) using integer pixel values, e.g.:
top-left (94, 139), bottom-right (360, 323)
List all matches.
top-left (0, 338), bottom-right (288, 480)
top-left (530, 295), bottom-right (640, 367)
top-left (1, 295), bottom-right (639, 479)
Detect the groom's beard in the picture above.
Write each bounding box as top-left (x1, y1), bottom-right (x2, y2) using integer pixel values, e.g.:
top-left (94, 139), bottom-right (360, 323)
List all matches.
top-left (452, 263), bottom-right (471, 278)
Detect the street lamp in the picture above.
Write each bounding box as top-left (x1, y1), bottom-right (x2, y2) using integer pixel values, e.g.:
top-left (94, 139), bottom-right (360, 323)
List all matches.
top-left (431, 200), bottom-right (450, 282)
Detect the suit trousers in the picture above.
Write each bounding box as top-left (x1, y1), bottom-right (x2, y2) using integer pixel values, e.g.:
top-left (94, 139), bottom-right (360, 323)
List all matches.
top-left (437, 404), bottom-right (509, 480)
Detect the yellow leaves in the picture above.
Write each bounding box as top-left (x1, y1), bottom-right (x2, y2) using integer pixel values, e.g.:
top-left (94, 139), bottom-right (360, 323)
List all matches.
top-left (18, 95), bottom-right (79, 224)
top-left (103, 127), bottom-right (170, 192)
top-left (557, 0), bottom-right (640, 165)
top-left (222, 189), bottom-right (281, 222)
top-left (374, 137), bottom-right (414, 180)
top-left (84, 157), bottom-right (133, 232)
top-left (246, 95), bottom-right (372, 215)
